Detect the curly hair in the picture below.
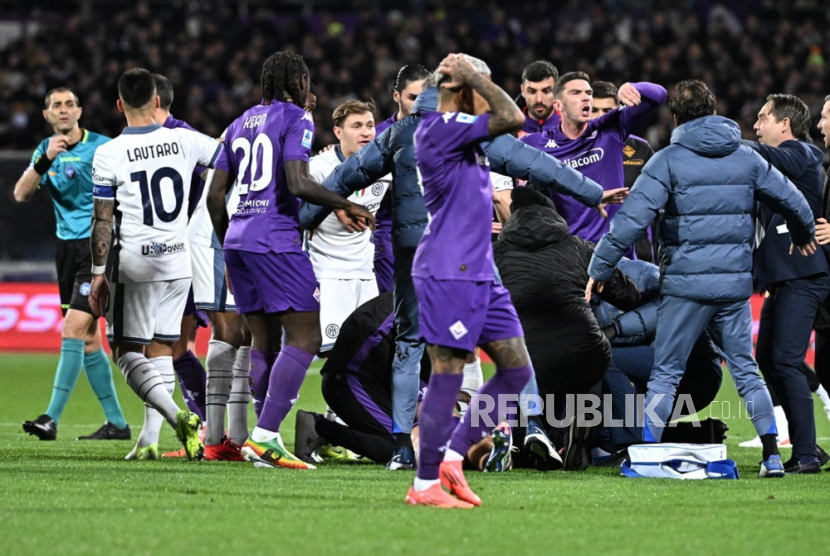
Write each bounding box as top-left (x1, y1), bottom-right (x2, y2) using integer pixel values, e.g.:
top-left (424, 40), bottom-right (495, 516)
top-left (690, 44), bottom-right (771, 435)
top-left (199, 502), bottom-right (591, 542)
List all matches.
top-left (261, 51), bottom-right (309, 108)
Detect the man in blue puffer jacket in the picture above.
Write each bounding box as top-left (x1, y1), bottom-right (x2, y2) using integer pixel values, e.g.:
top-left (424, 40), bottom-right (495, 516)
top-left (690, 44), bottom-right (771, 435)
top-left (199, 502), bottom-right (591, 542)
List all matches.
top-left (592, 259), bottom-right (722, 460)
top-left (587, 79), bottom-right (817, 478)
top-left (300, 83), bottom-right (607, 469)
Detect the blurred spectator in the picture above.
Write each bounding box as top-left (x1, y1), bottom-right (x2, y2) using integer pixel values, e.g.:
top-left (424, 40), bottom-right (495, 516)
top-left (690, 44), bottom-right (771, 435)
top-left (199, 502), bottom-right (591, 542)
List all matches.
top-left (0, 0), bottom-right (829, 151)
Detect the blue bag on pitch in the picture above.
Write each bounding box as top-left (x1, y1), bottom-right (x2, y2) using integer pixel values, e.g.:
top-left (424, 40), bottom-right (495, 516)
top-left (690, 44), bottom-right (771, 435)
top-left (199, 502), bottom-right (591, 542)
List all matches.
top-left (621, 443), bottom-right (739, 480)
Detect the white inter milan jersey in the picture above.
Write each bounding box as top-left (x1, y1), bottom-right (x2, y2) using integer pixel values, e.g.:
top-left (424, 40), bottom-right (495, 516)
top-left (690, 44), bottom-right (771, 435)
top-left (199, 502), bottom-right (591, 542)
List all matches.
top-left (307, 146), bottom-right (390, 279)
top-left (189, 167), bottom-right (240, 249)
top-left (92, 123), bottom-right (221, 282)
top-left (491, 171), bottom-right (513, 193)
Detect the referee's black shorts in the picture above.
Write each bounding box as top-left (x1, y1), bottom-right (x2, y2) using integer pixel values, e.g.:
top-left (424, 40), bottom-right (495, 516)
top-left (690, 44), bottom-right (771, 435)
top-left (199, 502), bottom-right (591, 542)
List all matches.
top-left (55, 238), bottom-right (95, 317)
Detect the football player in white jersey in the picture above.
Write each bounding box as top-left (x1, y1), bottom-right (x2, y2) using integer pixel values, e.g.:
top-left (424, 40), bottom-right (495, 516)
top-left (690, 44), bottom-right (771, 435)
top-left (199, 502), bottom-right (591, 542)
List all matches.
top-left (88, 68), bottom-right (222, 461)
top-left (307, 100), bottom-right (391, 352)
top-left (188, 163), bottom-right (253, 459)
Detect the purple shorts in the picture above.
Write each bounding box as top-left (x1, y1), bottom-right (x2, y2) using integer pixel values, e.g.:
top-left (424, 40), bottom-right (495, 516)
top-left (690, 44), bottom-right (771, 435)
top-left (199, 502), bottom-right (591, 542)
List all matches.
top-left (225, 249), bottom-right (320, 315)
top-left (182, 287), bottom-right (209, 328)
top-left (413, 277), bottom-right (523, 352)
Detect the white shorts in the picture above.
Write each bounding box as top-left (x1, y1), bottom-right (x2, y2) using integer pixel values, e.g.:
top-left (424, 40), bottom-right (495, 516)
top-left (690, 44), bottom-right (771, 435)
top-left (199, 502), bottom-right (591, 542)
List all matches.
top-left (319, 277), bottom-right (379, 351)
top-left (106, 278), bottom-right (191, 345)
top-left (191, 243), bottom-right (236, 312)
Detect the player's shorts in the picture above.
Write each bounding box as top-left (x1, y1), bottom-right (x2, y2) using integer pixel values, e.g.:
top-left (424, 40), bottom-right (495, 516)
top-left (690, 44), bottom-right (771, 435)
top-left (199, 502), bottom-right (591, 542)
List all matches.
top-left (106, 278), bottom-right (191, 345)
top-left (413, 277), bottom-right (523, 353)
top-left (319, 277), bottom-right (379, 352)
top-left (55, 238), bottom-right (95, 317)
top-left (191, 243), bottom-right (236, 313)
top-left (225, 249), bottom-right (320, 315)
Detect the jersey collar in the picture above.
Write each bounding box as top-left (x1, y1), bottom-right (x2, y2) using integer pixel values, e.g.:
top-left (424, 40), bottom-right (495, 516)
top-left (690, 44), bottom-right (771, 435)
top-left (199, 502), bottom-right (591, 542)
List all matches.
top-left (123, 123), bottom-right (162, 135)
top-left (334, 145), bottom-right (346, 163)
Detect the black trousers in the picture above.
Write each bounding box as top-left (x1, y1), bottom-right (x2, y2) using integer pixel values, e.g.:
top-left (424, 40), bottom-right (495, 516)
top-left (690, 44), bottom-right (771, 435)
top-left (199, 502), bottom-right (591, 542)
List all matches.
top-left (318, 371), bottom-right (395, 464)
top-left (756, 276), bottom-right (830, 460)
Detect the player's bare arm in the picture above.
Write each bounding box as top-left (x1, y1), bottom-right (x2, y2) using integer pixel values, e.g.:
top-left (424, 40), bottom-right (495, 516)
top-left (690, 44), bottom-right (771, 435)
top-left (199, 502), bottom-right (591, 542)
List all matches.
top-left (88, 197), bottom-right (114, 317)
top-left (13, 136), bottom-right (71, 202)
top-left (207, 168), bottom-right (233, 245)
top-left (437, 54), bottom-right (523, 138)
top-left (285, 160), bottom-right (375, 230)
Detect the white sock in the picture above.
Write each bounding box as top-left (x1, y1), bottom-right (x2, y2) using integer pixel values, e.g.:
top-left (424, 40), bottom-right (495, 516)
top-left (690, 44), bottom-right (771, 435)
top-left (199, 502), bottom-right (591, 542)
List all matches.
top-left (444, 448), bottom-right (464, 462)
top-left (251, 427), bottom-right (280, 443)
top-left (462, 358), bottom-right (483, 395)
top-left (773, 405), bottom-right (789, 441)
top-left (118, 352), bottom-right (180, 427)
top-left (134, 356), bottom-right (175, 448)
top-left (205, 340), bottom-right (236, 445)
top-left (815, 384), bottom-right (830, 408)
top-left (137, 404), bottom-right (164, 447)
top-left (228, 346), bottom-right (251, 445)
top-left (413, 477), bottom-right (440, 492)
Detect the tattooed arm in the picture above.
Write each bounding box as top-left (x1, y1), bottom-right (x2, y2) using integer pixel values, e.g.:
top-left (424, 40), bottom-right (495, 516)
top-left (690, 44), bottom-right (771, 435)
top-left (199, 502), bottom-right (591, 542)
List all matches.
top-left (88, 197), bottom-right (114, 317)
top-left (435, 54), bottom-right (524, 138)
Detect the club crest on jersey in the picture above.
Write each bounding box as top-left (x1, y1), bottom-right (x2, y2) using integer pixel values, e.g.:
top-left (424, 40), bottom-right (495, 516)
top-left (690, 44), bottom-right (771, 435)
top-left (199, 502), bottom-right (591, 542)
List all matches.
top-left (623, 145), bottom-right (636, 157)
top-left (449, 320), bottom-right (468, 340)
top-left (141, 242), bottom-right (185, 256)
top-left (302, 129), bottom-right (313, 149)
top-left (371, 182), bottom-right (384, 196)
top-left (325, 324), bottom-right (340, 339)
top-left (313, 287), bottom-right (321, 303)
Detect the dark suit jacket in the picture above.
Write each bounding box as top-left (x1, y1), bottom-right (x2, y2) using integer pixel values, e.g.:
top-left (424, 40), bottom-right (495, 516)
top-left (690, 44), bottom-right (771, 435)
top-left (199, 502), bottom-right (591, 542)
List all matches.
top-left (747, 139), bottom-right (828, 286)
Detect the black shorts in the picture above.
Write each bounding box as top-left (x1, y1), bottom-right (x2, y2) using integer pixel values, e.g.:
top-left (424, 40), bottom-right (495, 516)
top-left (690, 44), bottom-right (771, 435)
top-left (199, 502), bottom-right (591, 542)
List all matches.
top-left (55, 238), bottom-right (95, 317)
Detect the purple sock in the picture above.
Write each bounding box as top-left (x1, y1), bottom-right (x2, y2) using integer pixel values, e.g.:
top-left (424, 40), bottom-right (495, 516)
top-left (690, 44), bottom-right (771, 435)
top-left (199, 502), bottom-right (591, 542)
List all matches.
top-left (417, 373), bottom-right (464, 481)
top-left (249, 349), bottom-right (277, 419)
top-left (449, 365), bottom-right (532, 456)
top-left (173, 350), bottom-right (207, 420)
top-left (256, 345), bottom-right (314, 433)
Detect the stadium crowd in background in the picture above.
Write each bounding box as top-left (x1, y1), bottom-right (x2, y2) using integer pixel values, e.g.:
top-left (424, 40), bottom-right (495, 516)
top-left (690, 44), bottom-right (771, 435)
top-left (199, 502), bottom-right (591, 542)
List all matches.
top-left (1, 1), bottom-right (830, 151)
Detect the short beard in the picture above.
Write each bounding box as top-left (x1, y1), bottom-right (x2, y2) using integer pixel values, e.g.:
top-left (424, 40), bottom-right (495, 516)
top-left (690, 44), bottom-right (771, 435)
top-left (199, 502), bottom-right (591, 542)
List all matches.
top-left (533, 105), bottom-right (553, 120)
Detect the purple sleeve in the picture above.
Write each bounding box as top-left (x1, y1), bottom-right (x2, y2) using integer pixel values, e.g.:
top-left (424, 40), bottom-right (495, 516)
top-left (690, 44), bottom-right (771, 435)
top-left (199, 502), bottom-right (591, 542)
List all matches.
top-left (283, 112), bottom-right (314, 163)
top-left (431, 112), bottom-right (491, 152)
top-left (213, 134), bottom-right (233, 173)
top-left (618, 82), bottom-right (667, 139)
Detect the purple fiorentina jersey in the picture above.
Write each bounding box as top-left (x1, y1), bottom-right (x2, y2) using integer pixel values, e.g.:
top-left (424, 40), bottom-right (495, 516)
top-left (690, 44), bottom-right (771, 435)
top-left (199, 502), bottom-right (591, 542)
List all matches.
top-left (519, 109), bottom-right (559, 137)
top-left (215, 101), bottom-right (314, 254)
top-left (520, 82), bottom-right (666, 243)
top-left (375, 113), bottom-right (398, 135)
top-left (372, 113), bottom-right (397, 261)
top-left (413, 111), bottom-right (493, 281)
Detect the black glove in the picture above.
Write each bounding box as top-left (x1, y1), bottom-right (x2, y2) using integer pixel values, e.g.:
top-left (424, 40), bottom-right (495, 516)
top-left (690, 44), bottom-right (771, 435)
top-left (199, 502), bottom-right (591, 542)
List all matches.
top-left (601, 324), bottom-right (617, 341)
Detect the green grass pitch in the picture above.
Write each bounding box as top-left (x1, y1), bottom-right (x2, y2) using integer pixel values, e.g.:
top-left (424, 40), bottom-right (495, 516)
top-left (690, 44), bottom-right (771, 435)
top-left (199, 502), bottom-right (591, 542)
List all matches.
top-left (0, 353), bottom-right (828, 555)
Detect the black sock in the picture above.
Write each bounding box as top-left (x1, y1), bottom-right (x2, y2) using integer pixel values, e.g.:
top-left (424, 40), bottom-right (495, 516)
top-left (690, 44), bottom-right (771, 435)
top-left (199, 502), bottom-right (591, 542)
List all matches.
top-left (395, 432), bottom-right (412, 450)
top-left (761, 434), bottom-right (779, 460)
